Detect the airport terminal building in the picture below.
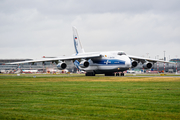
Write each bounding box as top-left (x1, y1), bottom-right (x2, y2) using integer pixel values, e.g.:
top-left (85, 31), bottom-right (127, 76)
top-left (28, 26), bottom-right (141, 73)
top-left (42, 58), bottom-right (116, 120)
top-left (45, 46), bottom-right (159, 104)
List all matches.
top-left (0, 59), bottom-right (76, 74)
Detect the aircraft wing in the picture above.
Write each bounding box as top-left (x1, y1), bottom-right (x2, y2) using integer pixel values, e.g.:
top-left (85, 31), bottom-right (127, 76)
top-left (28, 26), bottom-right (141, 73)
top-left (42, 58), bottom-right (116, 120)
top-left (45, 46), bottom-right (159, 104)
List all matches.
top-left (6, 53), bottom-right (101, 65)
top-left (128, 55), bottom-right (175, 64)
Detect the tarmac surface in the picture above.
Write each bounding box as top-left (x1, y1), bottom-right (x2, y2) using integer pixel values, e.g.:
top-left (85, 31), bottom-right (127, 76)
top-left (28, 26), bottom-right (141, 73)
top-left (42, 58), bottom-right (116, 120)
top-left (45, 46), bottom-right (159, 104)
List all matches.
top-left (1, 73), bottom-right (180, 78)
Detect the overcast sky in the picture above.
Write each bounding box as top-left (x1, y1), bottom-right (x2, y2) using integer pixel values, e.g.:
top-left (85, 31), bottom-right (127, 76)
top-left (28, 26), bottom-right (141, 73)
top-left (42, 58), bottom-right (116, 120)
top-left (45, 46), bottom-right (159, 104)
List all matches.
top-left (0, 0), bottom-right (180, 60)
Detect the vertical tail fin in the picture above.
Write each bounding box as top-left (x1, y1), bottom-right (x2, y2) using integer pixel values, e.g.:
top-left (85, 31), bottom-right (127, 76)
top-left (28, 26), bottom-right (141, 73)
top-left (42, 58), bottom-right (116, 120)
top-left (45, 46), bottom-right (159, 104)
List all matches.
top-left (72, 26), bottom-right (85, 54)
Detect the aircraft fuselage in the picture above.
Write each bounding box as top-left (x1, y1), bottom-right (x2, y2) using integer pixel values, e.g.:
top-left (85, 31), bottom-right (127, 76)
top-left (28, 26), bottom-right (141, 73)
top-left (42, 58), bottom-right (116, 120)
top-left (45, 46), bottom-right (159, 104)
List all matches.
top-left (80, 51), bottom-right (132, 74)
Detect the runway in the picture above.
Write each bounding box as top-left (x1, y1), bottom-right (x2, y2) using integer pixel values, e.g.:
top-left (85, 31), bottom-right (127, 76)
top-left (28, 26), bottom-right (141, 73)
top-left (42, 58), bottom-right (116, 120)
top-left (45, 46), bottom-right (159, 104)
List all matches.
top-left (0, 73), bottom-right (180, 78)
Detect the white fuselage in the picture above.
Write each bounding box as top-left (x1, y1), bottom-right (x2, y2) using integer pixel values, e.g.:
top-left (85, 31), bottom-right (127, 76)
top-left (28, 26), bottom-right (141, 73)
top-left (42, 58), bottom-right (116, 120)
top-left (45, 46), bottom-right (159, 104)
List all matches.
top-left (78, 51), bottom-right (132, 74)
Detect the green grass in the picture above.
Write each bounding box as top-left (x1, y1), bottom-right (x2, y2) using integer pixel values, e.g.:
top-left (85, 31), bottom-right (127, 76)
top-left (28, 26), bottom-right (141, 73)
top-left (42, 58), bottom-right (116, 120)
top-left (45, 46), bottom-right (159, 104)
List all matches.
top-left (0, 76), bottom-right (180, 120)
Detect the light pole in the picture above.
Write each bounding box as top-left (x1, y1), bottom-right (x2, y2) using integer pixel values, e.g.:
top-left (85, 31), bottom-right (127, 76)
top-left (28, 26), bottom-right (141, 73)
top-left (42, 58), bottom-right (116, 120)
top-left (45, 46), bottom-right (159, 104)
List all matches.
top-left (163, 51), bottom-right (166, 73)
top-left (164, 51), bottom-right (166, 61)
top-left (176, 55), bottom-right (178, 74)
top-left (157, 55), bottom-right (159, 72)
top-left (164, 62), bottom-right (165, 73)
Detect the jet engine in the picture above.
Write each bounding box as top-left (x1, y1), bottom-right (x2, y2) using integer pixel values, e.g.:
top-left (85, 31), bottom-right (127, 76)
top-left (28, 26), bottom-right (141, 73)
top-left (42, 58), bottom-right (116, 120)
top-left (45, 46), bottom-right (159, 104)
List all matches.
top-left (131, 61), bottom-right (138, 68)
top-left (79, 60), bottom-right (89, 68)
top-left (143, 62), bottom-right (152, 69)
top-left (57, 61), bottom-right (67, 70)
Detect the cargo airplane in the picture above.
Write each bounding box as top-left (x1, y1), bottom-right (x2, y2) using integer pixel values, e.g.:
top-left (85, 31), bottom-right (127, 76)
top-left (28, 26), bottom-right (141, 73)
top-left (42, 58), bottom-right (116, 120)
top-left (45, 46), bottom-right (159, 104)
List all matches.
top-left (7, 27), bottom-right (173, 76)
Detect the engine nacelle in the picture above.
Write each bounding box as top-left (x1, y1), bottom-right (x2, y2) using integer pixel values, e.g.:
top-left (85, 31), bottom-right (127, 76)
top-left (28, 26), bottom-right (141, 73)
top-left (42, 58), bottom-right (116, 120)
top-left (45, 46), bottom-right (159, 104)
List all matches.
top-left (143, 62), bottom-right (152, 69)
top-left (79, 60), bottom-right (89, 68)
top-left (57, 62), bottom-right (67, 70)
top-left (131, 61), bottom-right (138, 68)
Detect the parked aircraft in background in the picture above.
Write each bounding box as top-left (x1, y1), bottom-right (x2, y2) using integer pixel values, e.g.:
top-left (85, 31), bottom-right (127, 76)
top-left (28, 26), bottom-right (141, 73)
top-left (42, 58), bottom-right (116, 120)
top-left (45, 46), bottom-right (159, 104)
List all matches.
top-left (22, 70), bottom-right (38, 73)
top-left (6, 27), bottom-right (174, 76)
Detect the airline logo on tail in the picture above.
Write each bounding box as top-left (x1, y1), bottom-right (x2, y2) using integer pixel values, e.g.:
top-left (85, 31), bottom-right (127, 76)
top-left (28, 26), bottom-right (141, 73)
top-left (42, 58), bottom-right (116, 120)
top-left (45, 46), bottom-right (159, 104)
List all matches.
top-left (74, 37), bottom-right (78, 46)
top-left (74, 37), bottom-right (79, 54)
top-left (72, 26), bottom-right (85, 55)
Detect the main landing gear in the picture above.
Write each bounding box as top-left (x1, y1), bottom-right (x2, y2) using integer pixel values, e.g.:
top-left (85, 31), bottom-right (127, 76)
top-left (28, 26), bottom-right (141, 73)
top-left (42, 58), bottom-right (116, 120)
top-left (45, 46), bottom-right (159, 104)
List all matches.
top-left (105, 72), bottom-right (124, 76)
top-left (85, 72), bottom-right (124, 76)
top-left (115, 72), bottom-right (124, 76)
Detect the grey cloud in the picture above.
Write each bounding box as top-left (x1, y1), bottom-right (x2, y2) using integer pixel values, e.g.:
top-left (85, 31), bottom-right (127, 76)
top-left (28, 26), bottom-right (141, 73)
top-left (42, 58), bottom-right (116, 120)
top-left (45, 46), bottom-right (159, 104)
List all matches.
top-left (1, 0), bottom-right (180, 15)
top-left (0, 0), bottom-right (180, 59)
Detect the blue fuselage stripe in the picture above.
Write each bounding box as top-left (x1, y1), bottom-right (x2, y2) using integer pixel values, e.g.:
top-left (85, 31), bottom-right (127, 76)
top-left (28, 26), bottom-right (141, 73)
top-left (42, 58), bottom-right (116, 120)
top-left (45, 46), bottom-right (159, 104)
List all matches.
top-left (93, 59), bottom-right (125, 65)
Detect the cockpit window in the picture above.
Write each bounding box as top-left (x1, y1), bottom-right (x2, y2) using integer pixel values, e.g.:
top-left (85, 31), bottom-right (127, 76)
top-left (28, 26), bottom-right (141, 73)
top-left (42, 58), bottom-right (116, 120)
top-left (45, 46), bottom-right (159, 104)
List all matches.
top-left (118, 52), bottom-right (126, 56)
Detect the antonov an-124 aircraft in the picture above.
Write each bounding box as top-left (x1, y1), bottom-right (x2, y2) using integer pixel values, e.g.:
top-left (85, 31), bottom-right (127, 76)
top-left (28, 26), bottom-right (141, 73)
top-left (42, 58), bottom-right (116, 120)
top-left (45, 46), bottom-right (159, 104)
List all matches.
top-left (7, 27), bottom-right (173, 76)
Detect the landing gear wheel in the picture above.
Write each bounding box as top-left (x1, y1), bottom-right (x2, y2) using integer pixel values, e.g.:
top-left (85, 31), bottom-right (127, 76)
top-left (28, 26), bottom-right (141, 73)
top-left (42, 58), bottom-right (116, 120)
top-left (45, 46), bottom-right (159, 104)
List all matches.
top-left (116, 73), bottom-right (119, 76)
top-left (121, 73), bottom-right (124, 76)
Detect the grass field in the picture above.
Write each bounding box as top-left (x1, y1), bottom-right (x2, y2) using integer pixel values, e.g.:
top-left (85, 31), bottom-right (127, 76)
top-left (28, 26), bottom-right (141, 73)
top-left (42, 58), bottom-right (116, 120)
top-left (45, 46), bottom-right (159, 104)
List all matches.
top-left (0, 75), bottom-right (180, 120)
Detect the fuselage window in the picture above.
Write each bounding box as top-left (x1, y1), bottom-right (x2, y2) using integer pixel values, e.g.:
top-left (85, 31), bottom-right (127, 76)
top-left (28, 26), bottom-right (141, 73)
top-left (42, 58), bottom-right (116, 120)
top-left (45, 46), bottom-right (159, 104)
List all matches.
top-left (118, 52), bottom-right (126, 56)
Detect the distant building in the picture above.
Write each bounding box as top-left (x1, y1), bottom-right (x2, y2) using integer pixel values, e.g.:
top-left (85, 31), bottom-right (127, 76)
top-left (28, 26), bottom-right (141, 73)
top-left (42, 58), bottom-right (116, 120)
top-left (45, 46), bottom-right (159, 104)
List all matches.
top-left (0, 59), bottom-right (32, 65)
top-left (129, 58), bottom-right (180, 73)
top-left (0, 59), bottom-right (77, 73)
top-left (169, 58), bottom-right (180, 63)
